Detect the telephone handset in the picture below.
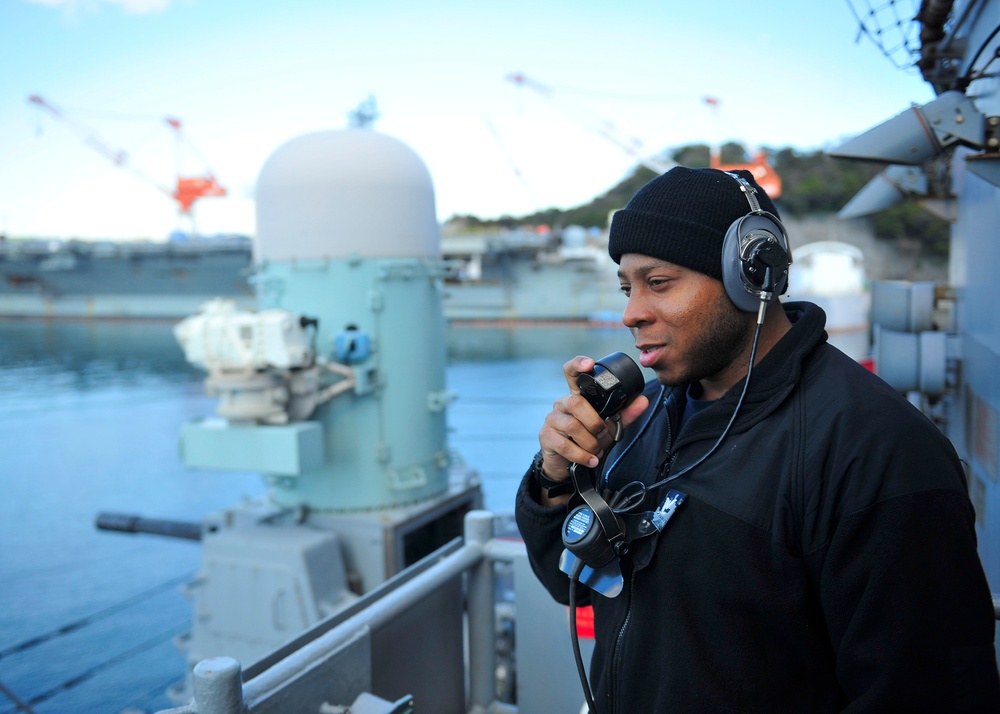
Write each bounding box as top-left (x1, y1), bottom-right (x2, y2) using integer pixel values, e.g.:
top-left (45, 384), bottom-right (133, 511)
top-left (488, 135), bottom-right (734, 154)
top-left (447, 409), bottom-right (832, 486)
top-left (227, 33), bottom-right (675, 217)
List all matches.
top-left (558, 352), bottom-right (644, 598)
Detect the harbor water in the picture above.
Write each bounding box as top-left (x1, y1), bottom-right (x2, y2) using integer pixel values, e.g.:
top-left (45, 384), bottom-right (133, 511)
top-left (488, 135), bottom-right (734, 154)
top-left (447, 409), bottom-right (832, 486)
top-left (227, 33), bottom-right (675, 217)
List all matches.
top-left (0, 318), bottom-right (635, 714)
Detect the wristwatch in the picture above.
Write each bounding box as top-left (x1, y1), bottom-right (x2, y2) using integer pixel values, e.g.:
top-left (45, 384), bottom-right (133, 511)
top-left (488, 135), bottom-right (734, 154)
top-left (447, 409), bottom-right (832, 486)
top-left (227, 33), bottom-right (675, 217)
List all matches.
top-left (531, 451), bottom-right (575, 497)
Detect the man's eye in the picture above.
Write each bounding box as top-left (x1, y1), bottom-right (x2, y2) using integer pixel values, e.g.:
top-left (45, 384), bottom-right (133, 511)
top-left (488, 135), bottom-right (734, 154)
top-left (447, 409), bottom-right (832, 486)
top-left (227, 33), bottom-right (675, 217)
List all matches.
top-left (619, 285), bottom-right (631, 297)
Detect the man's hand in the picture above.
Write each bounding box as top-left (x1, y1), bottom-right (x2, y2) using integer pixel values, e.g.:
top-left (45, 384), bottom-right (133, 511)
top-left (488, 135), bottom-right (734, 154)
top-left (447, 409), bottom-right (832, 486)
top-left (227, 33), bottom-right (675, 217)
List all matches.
top-left (537, 355), bottom-right (649, 505)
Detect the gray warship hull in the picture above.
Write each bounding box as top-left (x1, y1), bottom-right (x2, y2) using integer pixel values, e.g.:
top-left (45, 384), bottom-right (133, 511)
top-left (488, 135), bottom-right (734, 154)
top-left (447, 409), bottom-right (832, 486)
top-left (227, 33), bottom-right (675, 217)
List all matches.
top-left (0, 238), bottom-right (256, 319)
top-left (0, 232), bottom-right (626, 322)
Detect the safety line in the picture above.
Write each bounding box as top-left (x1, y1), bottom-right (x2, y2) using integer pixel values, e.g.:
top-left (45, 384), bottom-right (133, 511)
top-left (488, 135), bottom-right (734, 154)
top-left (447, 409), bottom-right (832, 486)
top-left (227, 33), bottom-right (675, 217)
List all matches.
top-left (0, 680), bottom-right (35, 714)
top-left (0, 571), bottom-right (194, 660)
top-left (119, 671), bottom-right (187, 714)
top-left (0, 622), bottom-right (188, 713)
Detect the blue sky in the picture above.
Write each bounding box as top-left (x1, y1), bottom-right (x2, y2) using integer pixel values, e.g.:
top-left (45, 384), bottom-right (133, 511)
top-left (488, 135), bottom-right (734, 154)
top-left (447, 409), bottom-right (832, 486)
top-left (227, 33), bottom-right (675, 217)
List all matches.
top-left (1, 0), bottom-right (932, 240)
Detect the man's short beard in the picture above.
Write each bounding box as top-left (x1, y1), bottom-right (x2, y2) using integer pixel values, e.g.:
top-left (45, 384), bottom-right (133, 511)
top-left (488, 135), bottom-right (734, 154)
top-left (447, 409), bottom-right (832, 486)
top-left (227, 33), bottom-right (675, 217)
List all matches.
top-left (663, 293), bottom-right (755, 390)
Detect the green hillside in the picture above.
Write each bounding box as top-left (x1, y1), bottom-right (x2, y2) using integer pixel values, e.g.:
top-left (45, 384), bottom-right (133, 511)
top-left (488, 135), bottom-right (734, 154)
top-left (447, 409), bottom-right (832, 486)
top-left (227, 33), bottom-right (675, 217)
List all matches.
top-left (447, 143), bottom-right (949, 258)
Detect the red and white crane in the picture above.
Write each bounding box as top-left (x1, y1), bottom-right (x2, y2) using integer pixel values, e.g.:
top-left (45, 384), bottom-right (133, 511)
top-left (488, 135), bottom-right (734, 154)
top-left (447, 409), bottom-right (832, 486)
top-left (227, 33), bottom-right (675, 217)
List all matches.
top-left (28, 94), bottom-right (227, 217)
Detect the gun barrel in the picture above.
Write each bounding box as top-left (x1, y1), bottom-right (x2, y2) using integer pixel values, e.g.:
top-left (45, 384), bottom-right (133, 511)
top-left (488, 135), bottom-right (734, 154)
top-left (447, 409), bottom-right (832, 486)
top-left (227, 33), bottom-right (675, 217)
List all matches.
top-left (96, 512), bottom-right (202, 541)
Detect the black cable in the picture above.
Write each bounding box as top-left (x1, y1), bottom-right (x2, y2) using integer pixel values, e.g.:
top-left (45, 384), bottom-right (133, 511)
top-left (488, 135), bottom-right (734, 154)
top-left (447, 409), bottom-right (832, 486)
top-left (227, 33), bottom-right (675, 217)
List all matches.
top-left (0, 680), bottom-right (35, 714)
top-left (0, 622), bottom-right (188, 713)
top-left (641, 315), bottom-right (764, 496)
top-left (957, 23), bottom-right (1000, 88)
top-left (563, 290), bottom-right (774, 712)
top-left (966, 24), bottom-right (1000, 75)
top-left (568, 558), bottom-right (597, 714)
top-left (0, 571), bottom-right (194, 660)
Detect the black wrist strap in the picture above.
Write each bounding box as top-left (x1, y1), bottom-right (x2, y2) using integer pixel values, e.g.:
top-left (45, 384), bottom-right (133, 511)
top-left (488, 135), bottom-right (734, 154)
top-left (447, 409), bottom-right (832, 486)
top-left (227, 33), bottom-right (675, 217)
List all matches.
top-left (532, 451), bottom-right (575, 497)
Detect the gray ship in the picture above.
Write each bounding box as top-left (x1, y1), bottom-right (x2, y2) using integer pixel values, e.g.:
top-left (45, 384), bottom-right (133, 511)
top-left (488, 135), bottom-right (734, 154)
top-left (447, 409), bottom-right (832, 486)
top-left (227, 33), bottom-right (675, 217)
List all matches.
top-left (0, 236), bottom-right (256, 319)
top-left (0, 227), bottom-right (626, 323)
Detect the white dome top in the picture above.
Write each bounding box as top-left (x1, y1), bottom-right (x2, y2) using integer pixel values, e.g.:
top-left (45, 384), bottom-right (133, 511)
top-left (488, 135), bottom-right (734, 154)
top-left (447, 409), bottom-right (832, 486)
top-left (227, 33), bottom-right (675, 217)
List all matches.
top-left (255, 129), bottom-right (439, 262)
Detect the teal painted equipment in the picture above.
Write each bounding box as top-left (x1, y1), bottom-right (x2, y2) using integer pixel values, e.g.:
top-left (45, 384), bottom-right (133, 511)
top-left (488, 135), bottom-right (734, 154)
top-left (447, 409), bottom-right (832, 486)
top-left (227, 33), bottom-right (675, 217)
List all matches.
top-left (178, 129), bottom-right (453, 511)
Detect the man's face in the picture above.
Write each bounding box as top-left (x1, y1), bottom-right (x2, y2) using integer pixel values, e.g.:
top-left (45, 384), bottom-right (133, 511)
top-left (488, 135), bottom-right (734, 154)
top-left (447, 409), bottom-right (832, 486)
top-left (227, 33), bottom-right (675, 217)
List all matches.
top-left (617, 253), bottom-right (754, 389)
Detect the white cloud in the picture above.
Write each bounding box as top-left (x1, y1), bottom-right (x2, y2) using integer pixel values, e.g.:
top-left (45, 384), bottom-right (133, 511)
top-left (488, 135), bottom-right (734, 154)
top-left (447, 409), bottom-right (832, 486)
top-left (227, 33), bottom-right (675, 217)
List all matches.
top-left (26, 0), bottom-right (172, 15)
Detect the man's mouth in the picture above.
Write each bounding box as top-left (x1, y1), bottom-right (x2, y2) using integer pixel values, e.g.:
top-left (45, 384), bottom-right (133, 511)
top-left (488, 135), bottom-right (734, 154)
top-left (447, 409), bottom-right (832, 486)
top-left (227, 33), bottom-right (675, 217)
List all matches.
top-left (637, 344), bottom-right (665, 368)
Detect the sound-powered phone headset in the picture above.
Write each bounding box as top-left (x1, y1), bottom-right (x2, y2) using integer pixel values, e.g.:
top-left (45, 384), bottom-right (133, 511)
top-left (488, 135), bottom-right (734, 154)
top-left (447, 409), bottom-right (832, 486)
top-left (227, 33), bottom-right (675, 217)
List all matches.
top-left (560, 170), bottom-right (792, 713)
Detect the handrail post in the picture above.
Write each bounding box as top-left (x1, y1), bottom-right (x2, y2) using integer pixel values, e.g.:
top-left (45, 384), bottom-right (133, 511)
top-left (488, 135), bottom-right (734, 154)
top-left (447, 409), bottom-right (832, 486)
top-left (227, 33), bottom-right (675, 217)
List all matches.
top-left (465, 510), bottom-right (497, 712)
top-left (192, 656), bottom-right (244, 714)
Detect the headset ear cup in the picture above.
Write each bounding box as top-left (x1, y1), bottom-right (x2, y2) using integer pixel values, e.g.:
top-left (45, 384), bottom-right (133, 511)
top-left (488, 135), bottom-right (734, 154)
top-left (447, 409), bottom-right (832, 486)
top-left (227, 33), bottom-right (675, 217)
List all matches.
top-left (722, 218), bottom-right (760, 312)
top-left (721, 214), bottom-right (791, 313)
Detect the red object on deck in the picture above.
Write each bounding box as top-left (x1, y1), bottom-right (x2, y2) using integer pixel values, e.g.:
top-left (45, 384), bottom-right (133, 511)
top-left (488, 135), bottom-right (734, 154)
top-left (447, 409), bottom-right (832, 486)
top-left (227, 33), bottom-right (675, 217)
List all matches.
top-left (574, 605), bottom-right (595, 639)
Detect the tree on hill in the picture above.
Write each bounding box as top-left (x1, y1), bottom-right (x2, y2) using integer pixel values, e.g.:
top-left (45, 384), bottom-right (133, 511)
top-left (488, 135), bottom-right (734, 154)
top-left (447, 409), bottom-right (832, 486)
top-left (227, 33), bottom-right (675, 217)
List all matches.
top-left (446, 143), bottom-right (949, 257)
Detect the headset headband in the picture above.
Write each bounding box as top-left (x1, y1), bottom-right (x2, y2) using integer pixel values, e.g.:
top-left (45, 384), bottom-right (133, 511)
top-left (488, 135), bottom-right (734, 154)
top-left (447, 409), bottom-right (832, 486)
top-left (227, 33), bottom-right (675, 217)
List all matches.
top-left (723, 171), bottom-right (765, 214)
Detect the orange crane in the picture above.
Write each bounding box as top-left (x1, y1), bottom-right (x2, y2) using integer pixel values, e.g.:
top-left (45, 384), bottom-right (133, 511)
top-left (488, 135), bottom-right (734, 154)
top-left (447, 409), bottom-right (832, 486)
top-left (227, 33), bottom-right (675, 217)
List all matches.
top-left (28, 94), bottom-right (227, 216)
top-left (505, 75), bottom-right (782, 198)
top-left (703, 96), bottom-right (782, 198)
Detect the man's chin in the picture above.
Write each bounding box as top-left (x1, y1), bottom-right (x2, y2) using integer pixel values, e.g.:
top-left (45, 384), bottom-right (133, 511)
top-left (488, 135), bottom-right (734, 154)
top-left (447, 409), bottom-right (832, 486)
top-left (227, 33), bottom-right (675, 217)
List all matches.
top-left (653, 367), bottom-right (685, 387)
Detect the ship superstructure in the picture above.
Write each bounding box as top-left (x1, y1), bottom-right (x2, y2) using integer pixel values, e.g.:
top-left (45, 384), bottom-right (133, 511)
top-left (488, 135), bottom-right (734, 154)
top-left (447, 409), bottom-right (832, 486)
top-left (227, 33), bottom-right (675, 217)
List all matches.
top-left (833, 0), bottom-right (1000, 653)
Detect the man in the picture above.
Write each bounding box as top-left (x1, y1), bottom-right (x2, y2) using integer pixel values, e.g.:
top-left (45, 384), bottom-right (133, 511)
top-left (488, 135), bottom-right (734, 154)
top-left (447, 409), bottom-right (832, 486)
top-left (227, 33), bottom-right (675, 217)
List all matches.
top-left (515, 167), bottom-right (1000, 713)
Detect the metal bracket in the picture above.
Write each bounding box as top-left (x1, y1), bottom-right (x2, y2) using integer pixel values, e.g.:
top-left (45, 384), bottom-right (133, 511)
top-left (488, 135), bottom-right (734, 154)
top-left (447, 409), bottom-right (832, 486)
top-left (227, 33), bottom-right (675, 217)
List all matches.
top-left (427, 390), bottom-right (457, 412)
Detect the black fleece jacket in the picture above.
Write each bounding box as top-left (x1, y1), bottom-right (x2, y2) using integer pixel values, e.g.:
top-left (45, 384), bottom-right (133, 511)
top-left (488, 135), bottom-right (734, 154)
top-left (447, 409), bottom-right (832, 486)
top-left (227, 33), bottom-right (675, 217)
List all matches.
top-left (516, 302), bottom-right (999, 713)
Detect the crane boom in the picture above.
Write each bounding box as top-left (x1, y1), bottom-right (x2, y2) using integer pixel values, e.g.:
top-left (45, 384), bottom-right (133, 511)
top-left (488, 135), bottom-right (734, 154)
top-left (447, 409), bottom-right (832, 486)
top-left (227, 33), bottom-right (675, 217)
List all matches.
top-left (28, 95), bottom-right (128, 167)
top-left (28, 94), bottom-right (227, 216)
top-left (502, 78), bottom-right (782, 197)
top-left (506, 72), bottom-right (676, 175)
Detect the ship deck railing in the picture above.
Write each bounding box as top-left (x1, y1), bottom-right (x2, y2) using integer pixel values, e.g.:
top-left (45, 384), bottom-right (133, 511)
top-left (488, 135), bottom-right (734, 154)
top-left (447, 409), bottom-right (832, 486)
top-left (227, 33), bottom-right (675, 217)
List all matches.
top-left (155, 509), bottom-right (1000, 714)
top-left (156, 509), bottom-right (593, 714)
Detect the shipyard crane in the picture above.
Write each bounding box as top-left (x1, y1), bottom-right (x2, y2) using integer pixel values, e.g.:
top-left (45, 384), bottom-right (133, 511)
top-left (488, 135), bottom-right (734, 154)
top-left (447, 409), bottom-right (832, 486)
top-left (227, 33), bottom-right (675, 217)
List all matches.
top-left (505, 75), bottom-right (782, 198)
top-left (506, 72), bottom-right (677, 175)
top-left (703, 96), bottom-right (782, 198)
top-left (28, 94), bottom-right (227, 218)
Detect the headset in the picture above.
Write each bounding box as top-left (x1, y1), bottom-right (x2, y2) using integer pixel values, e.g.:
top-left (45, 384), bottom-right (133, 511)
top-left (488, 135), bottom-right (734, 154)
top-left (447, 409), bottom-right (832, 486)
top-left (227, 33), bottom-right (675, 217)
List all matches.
top-left (560, 172), bottom-right (793, 595)
top-left (561, 172), bottom-right (792, 713)
top-left (720, 171), bottom-right (792, 313)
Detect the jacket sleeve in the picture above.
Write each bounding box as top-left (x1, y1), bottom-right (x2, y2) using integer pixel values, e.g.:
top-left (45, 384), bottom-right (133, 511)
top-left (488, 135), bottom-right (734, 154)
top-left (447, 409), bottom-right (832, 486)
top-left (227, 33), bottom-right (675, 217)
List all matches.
top-left (812, 483), bottom-right (1000, 711)
top-left (514, 463), bottom-right (590, 607)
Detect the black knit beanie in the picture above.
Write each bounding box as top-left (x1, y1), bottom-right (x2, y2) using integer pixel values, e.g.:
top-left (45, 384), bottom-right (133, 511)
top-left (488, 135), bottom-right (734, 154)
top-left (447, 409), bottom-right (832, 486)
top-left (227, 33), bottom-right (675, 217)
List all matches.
top-left (608, 166), bottom-right (780, 279)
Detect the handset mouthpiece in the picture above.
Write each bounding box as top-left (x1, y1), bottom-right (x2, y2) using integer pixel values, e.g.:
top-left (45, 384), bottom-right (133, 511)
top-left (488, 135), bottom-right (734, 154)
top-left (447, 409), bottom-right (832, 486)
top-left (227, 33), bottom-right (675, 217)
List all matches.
top-left (576, 351), bottom-right (644, 419)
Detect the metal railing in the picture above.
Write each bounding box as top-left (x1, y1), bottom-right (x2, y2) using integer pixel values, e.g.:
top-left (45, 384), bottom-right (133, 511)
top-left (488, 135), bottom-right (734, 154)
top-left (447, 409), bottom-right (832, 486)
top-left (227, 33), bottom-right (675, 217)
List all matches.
top-left (157, 510), bottom-right (1000, 714)
top-left (158, 510), bottom-right (520, 714)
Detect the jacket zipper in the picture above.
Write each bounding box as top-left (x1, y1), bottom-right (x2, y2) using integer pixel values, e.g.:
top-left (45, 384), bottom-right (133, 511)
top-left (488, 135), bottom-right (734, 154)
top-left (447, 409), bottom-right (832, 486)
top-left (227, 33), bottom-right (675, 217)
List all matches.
top-left (609, 394), bottom-right (679, 712)
top-left (609, 568), bottom-right (636, 714)
top-left (658, 399), bottom-right (676, 480)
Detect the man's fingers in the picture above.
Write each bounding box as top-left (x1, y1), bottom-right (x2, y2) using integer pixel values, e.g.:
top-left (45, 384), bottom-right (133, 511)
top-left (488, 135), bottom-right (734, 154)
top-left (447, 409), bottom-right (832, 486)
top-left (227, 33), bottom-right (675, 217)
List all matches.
top-left (563, 355), bottom-right (595, 393)
top-left (618, 394), bottom-right (651, 429)
top-left (539, 367), bottom-right (649, 477)
top-left (543, 405), bottom-right (605, 454)
top-left (539, 426), bottom-right (601, 473)
top-left (539, 401), bottom-right (607, 474)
